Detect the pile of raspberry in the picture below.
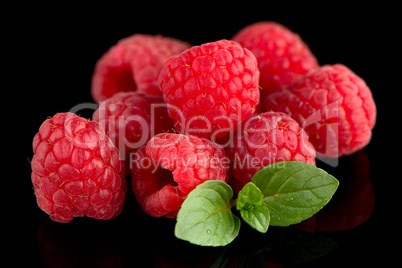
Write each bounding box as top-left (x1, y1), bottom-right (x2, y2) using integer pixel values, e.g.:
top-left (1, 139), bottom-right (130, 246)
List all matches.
top-left (31, 22), bottom-right (376, 222)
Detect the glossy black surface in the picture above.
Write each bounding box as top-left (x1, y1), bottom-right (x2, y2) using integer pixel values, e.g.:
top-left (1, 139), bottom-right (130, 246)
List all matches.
top-left (27, 152), bottom-right (377, 267)
top-left (17, 6), bottom-right (396, 267)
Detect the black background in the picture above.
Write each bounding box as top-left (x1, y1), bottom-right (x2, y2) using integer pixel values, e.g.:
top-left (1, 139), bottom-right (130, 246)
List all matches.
top-left (12, 4), bottom-right (398, 267)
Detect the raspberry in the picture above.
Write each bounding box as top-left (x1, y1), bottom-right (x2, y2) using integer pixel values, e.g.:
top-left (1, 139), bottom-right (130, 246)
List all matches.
top-left (91, 34), bottom-right (190, 103)
top-left (264, 64), bottom-right (376, 157)
top-left (31, 113), bottom-right (127, 223)
top-left (227, 111), bottom-right (316, 193)
top-left (131, 133), bottom-right (229, 218)
top-left (92, 91), bottom-right (174, 172)
top-left (158, 39), bottom-right (260, 140)
top-left (232, 21), bottom-right (318, 93)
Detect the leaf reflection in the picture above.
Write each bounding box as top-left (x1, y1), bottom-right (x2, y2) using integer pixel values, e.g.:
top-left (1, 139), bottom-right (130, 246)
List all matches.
top-left (36, 151), bottom-right (374, 267)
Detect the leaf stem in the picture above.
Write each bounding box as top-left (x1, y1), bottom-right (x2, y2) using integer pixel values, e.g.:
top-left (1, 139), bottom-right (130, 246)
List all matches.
top-left (230, 199), bottom-right (237, 209)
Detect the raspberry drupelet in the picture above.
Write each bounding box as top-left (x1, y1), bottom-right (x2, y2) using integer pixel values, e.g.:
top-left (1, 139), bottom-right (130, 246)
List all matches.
top-left (232, 21), bottom-right (318, 93)
top-left (131, 133), bottom-right (229, 218)
top-left (92, 91), bottom-right (174, 173)
top-left (158, 39), bottom-right (260, 141)
top-left (227, 111), bottom-right (316, 193)
top-left (264, 64), bottom-right (376, 157)
top-left (31, 113), bottom-right (127, 223)
top-left (91, 34), bottom-right (190, 102)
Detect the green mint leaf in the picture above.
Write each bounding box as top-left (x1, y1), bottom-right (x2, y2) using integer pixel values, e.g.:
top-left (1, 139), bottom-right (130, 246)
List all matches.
top-left (236, 182), bottom-right (264, 210)
top-left (239, 205), bottom-right (270, 233)
top-left (251, 161), bottom-right (339, 226)
top-left (174, 180), bottom-right (240, 247)
top-left (237, 182), bottom-right (270, 233)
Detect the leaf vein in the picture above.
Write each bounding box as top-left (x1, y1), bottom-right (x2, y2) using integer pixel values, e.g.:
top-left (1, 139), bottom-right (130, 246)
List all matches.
top-left (265, 181), bottom-right (338, 198)
top-left (209, 187), bottom-right (230, 206)
top-left (276, 168), bottom-right (305, 193)
top-left (260, 169), bottom-right (282, 193)
top-left (302, 174), bottom-right (320, 188)
top-left (252, 210), bottom-right (264, 229)
top-left (195, 196), bottom-right (219, 211)
top-left (271, 195), bottom-right (317, 209)
top-left (263, 200), bottom-right (282, 216)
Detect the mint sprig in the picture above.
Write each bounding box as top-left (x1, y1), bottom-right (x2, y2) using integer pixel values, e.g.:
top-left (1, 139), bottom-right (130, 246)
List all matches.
top-left (174, 161), bottom-right (339, 246)
top-left (236, 182), bottom-right (270, 233)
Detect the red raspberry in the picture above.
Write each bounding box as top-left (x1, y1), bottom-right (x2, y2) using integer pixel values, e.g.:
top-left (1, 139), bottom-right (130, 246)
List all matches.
top-left (158, 39), bottom-right (260, 140)
top-left (232, 21), bottom-right (318, 93)
top-left (131, 133), bottom-right (229, 218)
top-left (31, 113), bottom-right (127, 223)
top-left (227, 111), bottom-right (316, 193)
top-left (91, 34), bottom-right (190, 103)
top-left (264, 64), bottom-right (377, 157)
top-left (92, 91), bottom-right (174, 172)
